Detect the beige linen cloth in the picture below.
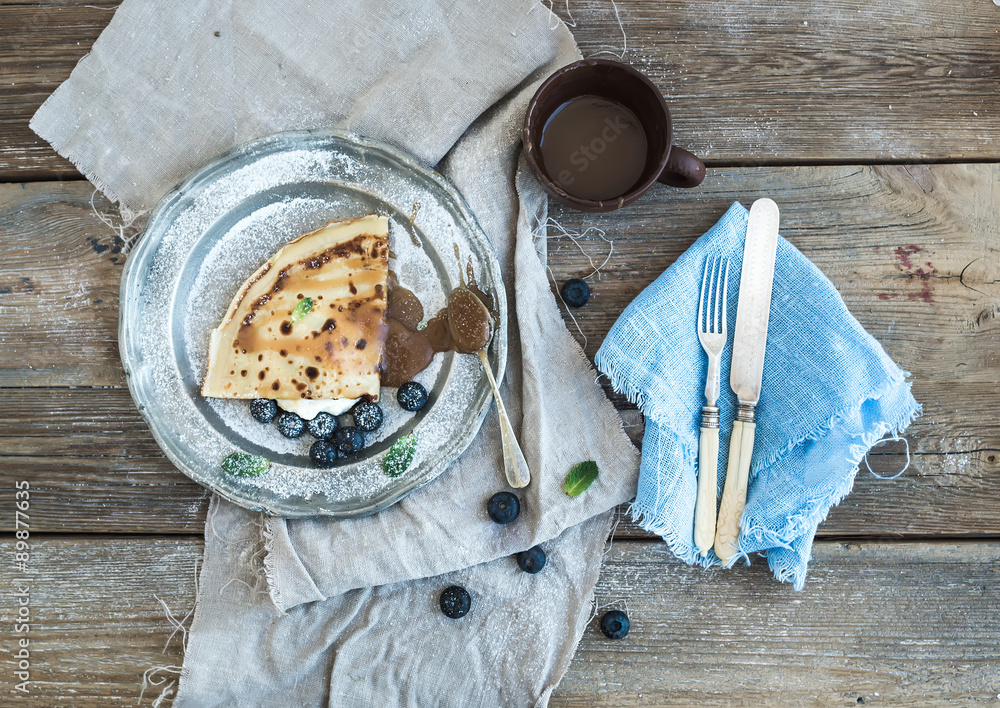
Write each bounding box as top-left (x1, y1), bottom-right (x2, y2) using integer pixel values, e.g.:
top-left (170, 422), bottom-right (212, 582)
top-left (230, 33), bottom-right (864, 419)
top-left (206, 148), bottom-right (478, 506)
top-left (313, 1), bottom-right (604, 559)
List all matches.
top-left (32, 1), bottom-right (640, 704)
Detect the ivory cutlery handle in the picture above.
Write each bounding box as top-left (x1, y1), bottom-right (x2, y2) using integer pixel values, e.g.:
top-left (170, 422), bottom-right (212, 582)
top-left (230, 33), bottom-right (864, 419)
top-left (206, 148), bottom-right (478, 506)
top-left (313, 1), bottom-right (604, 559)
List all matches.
top-left (714, 419), bottom-right (756, 564)
top-left (694, 425), bottom-right (719, 557)
top-left (477, 349), bottom-right (530, 489)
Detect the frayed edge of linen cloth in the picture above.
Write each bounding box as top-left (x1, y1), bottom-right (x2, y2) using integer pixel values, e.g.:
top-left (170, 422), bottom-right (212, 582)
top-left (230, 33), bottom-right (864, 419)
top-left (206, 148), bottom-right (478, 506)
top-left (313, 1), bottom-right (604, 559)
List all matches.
top-left (595, 202), bottom-right (921, 590)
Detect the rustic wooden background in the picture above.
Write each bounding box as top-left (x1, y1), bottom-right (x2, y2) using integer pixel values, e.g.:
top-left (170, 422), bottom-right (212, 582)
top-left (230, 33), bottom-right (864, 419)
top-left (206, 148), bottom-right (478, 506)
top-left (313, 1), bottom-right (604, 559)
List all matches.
top-left (2, 0), bottom-right (999, 705)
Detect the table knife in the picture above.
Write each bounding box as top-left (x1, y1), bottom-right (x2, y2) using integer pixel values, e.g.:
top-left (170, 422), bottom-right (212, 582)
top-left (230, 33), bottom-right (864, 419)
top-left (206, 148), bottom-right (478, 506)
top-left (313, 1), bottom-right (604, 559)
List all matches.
top-left (714, 198), bottom-right (779, 564)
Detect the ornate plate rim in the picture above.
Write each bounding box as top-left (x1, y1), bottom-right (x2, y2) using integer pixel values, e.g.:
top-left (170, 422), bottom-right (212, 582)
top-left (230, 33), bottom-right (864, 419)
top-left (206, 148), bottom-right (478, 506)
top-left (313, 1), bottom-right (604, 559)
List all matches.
top-left (118, 129), bottom-right (506, 518)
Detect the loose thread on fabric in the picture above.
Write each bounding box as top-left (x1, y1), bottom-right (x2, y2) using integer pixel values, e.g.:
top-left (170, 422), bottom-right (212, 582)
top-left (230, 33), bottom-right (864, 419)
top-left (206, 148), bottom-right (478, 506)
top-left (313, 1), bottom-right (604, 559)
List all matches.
top-left (586, 510), bottom-right (629, 624)
top-left (533, 0), bottom-right (576, 29)
top-left (540, 216), bottom-right (619, 350)
top-left (587, 0), bottom-right (627, 59)
top-left (89, 189), bottom-right (144, 256)
top-left (138, 560), bottom-right (198, 706)
top-left (546, 264), bottom-right (587, 349)
top-left (218, 576), bottom-right (256, 596)
top-left (862, 434), bottom-right (911, 480)
top-left (544, 217), bottom-right (614, 281)
top-left (138, 667), bottom-right (180, 707)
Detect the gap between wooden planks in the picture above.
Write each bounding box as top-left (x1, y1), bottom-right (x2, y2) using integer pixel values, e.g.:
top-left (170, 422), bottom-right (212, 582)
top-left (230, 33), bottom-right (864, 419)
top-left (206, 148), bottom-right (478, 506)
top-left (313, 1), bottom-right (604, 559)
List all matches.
top-left (1, 163), bottom-right (998, 536)
top-left (2, 0), bottom-right (1000, 179)
top-left (2, 394), bottom-right (998, 536)
top-left (1, 536), bottom-right (996, 706)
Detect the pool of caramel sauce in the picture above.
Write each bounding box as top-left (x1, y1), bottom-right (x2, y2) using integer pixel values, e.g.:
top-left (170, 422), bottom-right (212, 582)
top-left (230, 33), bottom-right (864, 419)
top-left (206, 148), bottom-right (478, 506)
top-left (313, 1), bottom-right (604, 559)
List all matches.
top-left (381, 266), bottom-right (494, 388)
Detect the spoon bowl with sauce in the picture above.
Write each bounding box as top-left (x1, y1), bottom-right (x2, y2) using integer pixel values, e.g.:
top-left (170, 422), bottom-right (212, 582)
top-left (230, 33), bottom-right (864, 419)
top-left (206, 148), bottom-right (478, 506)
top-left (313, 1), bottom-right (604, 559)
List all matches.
top-left (447, 286), bottom-right (531, 489)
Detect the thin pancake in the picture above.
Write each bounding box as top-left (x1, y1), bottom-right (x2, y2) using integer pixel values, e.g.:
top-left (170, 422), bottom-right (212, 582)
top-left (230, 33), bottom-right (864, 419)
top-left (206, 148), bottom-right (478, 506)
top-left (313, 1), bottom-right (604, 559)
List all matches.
top-left (202, 215), bottom-right (389, 401)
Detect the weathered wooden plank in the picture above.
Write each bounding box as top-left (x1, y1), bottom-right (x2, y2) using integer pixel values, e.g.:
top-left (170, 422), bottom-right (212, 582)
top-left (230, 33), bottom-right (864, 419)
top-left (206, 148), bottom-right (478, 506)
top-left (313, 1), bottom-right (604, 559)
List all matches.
top-left (1, 165), bottom-right (997, 534)
top-left (0, 1), bottom-right (117, 179)
top-left (1, 387), bottom-right (997, 535)
top-left (2, 0), bottom-right (1000, 179)
top-left (4, 164), bottom-right (999, 391)
top-left (1, 536), bottom-right (996, 705)
top-left (0, 183), bottom-right (130, 386)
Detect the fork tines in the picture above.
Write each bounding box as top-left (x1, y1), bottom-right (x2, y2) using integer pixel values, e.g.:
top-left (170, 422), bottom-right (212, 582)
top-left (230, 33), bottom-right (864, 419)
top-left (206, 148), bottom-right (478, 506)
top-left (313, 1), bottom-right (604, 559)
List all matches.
top-left (698, 256), bottom-right (730, 337)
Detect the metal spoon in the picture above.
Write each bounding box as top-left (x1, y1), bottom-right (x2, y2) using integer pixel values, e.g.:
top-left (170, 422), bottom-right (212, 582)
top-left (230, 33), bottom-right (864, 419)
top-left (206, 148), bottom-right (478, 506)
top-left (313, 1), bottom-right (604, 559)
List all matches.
top-left (447, 287), bottom-right (531, 489)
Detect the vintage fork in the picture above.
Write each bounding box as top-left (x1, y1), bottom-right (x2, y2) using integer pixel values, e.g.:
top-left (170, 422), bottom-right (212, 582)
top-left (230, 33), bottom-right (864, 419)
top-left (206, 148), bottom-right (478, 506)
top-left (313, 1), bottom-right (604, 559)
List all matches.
top-left (694, 256), bottom-right (729, 557)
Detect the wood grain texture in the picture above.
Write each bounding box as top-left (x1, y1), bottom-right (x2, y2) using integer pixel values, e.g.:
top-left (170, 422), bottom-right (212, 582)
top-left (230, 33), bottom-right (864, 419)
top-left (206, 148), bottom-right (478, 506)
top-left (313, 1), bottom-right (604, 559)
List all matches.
top-left (2, 384), bottom-right (995, 535)
top-left (0, 1), bottom-right (117, 179)
top-left (2, 536), bottom-right (996, 706)
top-left (3, 0), bottom-right (1000, 179)
top-left (2, 164), bottom-right (998, 534)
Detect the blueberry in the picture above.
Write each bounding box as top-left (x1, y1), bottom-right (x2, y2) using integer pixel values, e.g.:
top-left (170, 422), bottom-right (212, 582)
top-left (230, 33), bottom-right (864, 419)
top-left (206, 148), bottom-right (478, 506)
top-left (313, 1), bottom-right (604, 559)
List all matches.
top-left (561, 278), bottom-right (590, 308)
top-left (515, 545), bottom-right (546, 574)
top-left (332, 425), bottom-right (365, 456)
top-left (352, 400), bottom-right (384, 432)
top-left (599, 610), bottom-right (630, 639)
top-left (249, 398), bottom-right (278, 424)
top-left (397, 381), bottom-right (428, 412)
top-left (275, 411), bottom-right (305, 438)
top-left (486, 492), bottom-right (520, 525)
top-left (306, 412), bottom-right (338, 440)
top-left (309, 440), bottom-right (339, 468)
top-left (439, 585), bottom-right (471, 619)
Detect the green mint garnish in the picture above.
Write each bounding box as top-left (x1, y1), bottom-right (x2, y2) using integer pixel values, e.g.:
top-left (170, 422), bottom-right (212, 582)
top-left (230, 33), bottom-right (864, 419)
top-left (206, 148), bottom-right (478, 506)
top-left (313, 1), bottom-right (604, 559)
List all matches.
top-left (291, 297), bottom-right (313, 322)
top-left (383, 433), bottom-right (417, 478)
top-left (563, 460), bottom-right (599, 496)
top-left (222, 452), bottom-right (271, 478)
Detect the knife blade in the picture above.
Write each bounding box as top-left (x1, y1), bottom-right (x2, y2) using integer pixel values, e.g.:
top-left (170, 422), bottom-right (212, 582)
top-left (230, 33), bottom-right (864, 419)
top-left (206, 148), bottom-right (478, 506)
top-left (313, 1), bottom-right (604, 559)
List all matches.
top-left (714, 198), bottom-right (779, 564)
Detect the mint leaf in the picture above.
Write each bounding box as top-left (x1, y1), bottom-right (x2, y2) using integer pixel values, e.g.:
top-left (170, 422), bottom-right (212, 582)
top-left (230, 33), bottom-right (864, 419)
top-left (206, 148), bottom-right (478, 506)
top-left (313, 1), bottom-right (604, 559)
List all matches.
top-left (383, 433), bottom-right (417, 477)
top-left (222, 452), bottom-right (271, 478)
top-left (291, 297), bottom-right (313, 322)
top-left (563, 460), bottom-right (599, 496)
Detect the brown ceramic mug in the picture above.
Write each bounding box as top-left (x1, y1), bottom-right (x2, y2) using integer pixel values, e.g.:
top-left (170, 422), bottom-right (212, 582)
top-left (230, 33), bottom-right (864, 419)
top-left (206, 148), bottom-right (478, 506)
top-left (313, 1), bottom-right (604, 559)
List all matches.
top-left (523, 59), bottom-right (705, 213)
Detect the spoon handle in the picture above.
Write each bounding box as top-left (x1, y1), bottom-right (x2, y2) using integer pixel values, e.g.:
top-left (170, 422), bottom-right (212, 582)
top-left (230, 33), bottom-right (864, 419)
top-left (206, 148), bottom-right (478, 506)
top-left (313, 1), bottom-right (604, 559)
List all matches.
top-left (477, 349), bottom-right (531, 489)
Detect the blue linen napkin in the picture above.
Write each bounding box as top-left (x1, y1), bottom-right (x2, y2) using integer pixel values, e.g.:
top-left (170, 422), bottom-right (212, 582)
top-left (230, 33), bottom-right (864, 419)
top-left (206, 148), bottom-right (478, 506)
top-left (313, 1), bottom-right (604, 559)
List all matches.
top-left (595, 202), bottom-right (920, 589)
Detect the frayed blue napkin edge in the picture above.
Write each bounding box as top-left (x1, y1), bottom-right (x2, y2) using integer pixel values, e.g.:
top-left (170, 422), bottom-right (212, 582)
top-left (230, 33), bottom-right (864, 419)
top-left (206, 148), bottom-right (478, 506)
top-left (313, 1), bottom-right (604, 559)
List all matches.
top-left (596, 202), bottom-right (922, 589)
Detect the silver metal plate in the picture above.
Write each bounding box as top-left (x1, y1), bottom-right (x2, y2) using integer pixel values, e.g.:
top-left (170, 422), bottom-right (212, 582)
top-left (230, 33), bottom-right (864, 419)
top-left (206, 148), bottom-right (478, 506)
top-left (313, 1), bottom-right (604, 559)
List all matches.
top-left (119, 130), bottom-right (506, 518)
top-left (730, 198), bottom-right (779, 405)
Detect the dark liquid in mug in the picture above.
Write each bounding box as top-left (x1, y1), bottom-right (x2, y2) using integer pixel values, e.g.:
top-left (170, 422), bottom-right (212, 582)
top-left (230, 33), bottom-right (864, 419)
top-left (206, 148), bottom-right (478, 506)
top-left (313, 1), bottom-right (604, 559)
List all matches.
top-left (539, 95), bottom-right (648, 201)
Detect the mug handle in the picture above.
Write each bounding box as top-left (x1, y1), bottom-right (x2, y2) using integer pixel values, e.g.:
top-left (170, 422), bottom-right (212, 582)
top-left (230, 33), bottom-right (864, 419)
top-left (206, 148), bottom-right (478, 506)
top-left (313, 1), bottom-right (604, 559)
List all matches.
top-left (657, 146), bottom-right (706, 188)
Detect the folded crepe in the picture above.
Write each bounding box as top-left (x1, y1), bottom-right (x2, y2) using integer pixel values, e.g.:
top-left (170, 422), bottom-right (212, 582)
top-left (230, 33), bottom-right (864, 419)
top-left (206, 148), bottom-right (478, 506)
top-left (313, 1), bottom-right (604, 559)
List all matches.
top-left (202, 214), bottom-right (390, 402)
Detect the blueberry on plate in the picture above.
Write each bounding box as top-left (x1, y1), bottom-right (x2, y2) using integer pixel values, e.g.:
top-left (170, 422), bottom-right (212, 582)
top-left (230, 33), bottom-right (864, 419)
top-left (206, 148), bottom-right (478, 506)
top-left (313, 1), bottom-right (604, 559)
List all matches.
top-left (397, 381), bottom-right (428, 412)
top-left (600, 610), bottom-right (630, 639)
top-left (332, 425), bottom-right (365, 456)
top-left (561, 278), bottom-right (590, 308)
top-left (309, 440), bottom-right (339, 469)
top-left (275, 411), bottom-right (305, 438)
top-left (515, 545), bottom-right (546, 574)
top-left (249, 398), bottom-right (278, 424)
top-left (352, 400), bottom-right (384, 432)
top-left (486, 492), bottom-right (520, 525)
top-left (439, 585), bottom-right (471, 619)
top-left (306, 412), bottom-right (338, 440)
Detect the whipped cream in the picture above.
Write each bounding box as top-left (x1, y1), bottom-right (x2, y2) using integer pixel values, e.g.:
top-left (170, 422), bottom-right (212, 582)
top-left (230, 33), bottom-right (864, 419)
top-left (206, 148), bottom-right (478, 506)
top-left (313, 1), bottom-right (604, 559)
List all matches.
top-left (276, 398), bottom-right (358, 420)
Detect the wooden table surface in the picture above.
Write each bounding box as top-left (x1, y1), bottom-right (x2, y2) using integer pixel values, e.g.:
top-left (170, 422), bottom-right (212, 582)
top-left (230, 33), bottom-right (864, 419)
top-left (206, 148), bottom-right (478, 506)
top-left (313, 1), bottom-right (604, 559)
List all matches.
top-left (2, 0), bottom-right (999, 705)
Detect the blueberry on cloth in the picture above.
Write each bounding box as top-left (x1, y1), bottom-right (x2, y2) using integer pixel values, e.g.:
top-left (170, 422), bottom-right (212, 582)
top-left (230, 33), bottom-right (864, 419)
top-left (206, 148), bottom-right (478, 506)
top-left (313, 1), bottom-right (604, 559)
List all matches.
top-left (561, 278), bottom-right (590, 308)
top-left (397, 381), bottom-right (428, 412)
top-left (600, 610), bottom-right (630, 639)
top-left (309, 440), bottom-right (339, 468)
top-left (275, 411), bottom-right (305, 438)
top-left (352, 400), bottom-right (384, 432)
top-left (516, 545), bottom-right (546, 574)
top-left (249, 398), bottom-right (278, 424)
top-left (333, 426), bottom-right (365, 456)
top-left (439, 585), bottom-right (471, 619)
top-left (487, 492), bottom-right (520, 525)
top-left (306, 412), bottom-right (338, 440)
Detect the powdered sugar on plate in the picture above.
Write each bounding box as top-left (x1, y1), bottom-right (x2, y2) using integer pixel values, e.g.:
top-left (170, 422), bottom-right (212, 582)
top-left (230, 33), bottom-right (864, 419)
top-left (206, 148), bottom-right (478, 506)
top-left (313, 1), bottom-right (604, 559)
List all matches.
top-left (120, 131), bottom-right (505, 517)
